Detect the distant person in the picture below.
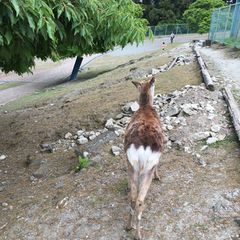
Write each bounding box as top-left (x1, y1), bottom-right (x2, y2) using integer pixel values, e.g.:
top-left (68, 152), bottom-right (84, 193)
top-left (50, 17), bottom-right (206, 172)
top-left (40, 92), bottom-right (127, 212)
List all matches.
top-left (170, 32), bottom-right (175, 44)
top-left (162, 41), bottom-right (165, 50)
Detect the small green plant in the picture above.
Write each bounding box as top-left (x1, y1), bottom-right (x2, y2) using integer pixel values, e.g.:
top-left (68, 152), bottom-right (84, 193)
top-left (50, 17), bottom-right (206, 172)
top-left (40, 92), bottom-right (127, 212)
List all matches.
top-left (75, 156), bottom-right (89, 172)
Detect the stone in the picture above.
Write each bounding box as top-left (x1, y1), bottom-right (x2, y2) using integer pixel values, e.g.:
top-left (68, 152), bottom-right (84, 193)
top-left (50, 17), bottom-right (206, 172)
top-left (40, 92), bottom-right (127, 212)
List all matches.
top-left (218, 134), bottom-right (226, 141)
top-left (105, 118), bottom-right (115, 130)
top-left (115, 129), bottom-right (125, 137)
top-left (206, 104), bottom-right (215, 113)
top-left (33, 161), bottom-right (48, 178)
top-left (165, 106), bottom-right (180, 117)
top-left (151, 68), bottom-right (160, 75)
top-left (130, 101), bottom-right (139, 112)
top-left (167, 125), bottom-right (173, 130)
top-left (0, 155), bottom-right (7, 161)
top-left (119, 117), bottom-right (131, 125)
top-left (77, 130), bottom-right (84, 136)
top-left (111, 146), bottom-right (121, 156)
top-left (192, 132), bottom-right (211, 141)
top-left (200, 145), bottom-right (208, 151)
top-left (89, 134), bottom-right (96, 141)
top-left (2, 202), bottom-right (8, 207)
top-left (206, 137), bottom-right (218, 145)
top-left (77, 136), bottom-right (88, 145)
top-left (40, 143), bottom-right (53, 153)
top-left (181, 103), bottom-right (198, 115)
top-left (198, 159), bottom-right (207, 167)
top-left (115, 113), bottom-right (124, 120)
top-left (64, 132), bottom-right (72, 139)
top-left (211, 124), bottom-right (221, 133)
top-left (83, 151), bottom-right (89, 158)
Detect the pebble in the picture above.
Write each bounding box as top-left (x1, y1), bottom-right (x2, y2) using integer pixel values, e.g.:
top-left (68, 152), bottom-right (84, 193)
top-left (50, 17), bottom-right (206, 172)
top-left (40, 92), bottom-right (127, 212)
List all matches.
top-left (2, 202), bottom-right (8, 207)
top-left (211, 125), bottom-right (221, 133)
top-left (64, 132), bottom-right (72, 139)
top-left (206, 137), bottom-right (218, 145)
top-left (0, 155), bottom-right (7, 161)
top-left (111, 146), bottom-right (122, 156)
top-left (77, 136), bottom-right (88, 145)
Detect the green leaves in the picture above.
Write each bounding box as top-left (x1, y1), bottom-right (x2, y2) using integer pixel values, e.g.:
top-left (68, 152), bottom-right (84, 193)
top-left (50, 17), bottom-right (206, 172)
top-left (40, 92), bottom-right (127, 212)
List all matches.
top-left (0, 0), bottom-right (148, 74)
top-left (11, 0), bottom-right (20, 16)
top-left (183, 0), bottom-right (226, 33)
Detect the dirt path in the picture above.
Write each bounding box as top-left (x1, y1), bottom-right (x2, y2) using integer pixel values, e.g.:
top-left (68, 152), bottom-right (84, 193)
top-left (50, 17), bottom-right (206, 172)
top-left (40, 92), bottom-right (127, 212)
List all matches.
top-left (199, 46), bottom-right (240, 90)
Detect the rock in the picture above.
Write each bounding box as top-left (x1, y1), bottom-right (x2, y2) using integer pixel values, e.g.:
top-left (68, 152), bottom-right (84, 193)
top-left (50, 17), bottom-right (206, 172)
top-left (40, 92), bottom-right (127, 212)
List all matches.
top-left (2, 202), bottom-right (8, 207)
top-left (0, 155), bottom-right (7, 161)
top-left (198, 159), bottom-right (207, 167)
top-left (165, 106), bottom-right (180, 117)
top-left (151, 68), bottom-right (160, 75)
top-left (218, 134), bottom-right (226, 141)
top-left (115, 113), bottom-right (124, 120)
top-left (119, 117), bottom-right (131, 125)
top-left (56, 197), bottom-right (69, 209)
top-left (200, 145), bottom-right (208, 151)
top-left (115, 129), bottom-right (125, 137)
top-left (83, 151), bottom-right (89, 158)
top-left (40, 143), bottom-right (53, 153)
top-left (123, 101), bottom-right (139, 113)
top-left (181, 103), bottom-right (198, 115)
top-left (76, 130), bottom-right (84, 136)
top-left (77, 136), bottom-right (88, 145)
top-left (105, 118), bottom-right (115, 130)
top-left (206, 137), bottom-right (218, 145)
top-left (111, 146), bottom-right (122, 156)
top-left (89, 134), bottom-right (97, 141)
top-left (192, 132), bottom-right (211, 141)
top-left (206, 104), bottom-right (215, 113)
top-left (130, 101), bottom-right (139, 112)
top-left (33, 161), bottom-right (48, 178)
top-left (64, 132), bottom-right (72, 139)
top-left (211, 124), bottom-right (221, 133)
top-left (0, 187), bottom-right (4, 192)
top-left (167, 125), bottom-right (173, 130)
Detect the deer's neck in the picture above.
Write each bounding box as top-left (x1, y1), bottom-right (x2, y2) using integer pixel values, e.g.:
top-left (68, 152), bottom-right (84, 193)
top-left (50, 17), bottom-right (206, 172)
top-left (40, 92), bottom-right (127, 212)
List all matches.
top-left (139, 86), bottom-right (154, 107)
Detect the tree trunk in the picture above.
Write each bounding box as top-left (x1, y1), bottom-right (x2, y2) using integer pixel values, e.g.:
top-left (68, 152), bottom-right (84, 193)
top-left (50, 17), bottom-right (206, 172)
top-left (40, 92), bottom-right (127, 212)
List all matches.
top-left (193, 46), bottom-right (214, 91)
top-left (70, 56), bottom-right (83, 81)
top-left (222, 87), bottom-right (240, 141)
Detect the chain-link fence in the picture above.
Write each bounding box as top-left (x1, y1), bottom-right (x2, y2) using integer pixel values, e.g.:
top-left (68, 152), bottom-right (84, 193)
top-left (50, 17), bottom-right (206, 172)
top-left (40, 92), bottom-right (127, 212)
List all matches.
top-left (147, 24), bottom-right (193, 37)
top-left (209, 3), bottom-right (240, 48)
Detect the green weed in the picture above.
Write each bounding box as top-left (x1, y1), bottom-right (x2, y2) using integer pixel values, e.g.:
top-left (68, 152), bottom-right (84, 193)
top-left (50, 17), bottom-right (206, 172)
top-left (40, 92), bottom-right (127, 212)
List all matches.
top-left (75, 156), bottom-right (89, 172)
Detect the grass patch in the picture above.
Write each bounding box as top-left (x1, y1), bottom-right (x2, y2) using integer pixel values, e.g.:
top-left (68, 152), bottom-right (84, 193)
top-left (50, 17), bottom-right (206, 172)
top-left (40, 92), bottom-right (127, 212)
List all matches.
top-left (0, 82), bottom-right (23, 90)
top-left (75, 156), bottom-right (89, 172)
top-left (110, 178), bottom-right (128, 195)
top-left (208, 134), bottom-right (239, 150)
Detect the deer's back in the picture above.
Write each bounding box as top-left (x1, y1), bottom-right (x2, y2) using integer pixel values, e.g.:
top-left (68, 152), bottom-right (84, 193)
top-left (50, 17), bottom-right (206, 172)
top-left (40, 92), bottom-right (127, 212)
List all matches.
top-left (124, 106), bottom-right (165, 153)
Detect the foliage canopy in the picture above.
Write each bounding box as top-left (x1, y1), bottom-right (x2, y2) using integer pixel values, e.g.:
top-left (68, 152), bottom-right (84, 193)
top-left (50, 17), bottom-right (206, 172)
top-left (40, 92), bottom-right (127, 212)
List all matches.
top-left (0, 0), bottom-right (148, 74)
top-left (183, 0), bottom-right (226, 33)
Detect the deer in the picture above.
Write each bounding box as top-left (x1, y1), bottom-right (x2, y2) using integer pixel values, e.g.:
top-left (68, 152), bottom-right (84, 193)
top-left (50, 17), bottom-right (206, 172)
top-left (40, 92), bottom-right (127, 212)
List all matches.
top-left (124, 77), bottom-right (166, 240)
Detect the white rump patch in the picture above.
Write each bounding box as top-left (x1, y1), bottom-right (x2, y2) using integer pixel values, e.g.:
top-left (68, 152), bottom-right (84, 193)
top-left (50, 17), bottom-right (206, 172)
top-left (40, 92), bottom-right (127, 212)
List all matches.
top-left (126, 144), bottom-right (161, 174)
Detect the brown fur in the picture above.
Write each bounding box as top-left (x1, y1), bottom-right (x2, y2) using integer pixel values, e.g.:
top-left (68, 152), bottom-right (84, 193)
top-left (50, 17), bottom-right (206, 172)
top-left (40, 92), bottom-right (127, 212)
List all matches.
top-left (124, 105), bottom-right (165, 152)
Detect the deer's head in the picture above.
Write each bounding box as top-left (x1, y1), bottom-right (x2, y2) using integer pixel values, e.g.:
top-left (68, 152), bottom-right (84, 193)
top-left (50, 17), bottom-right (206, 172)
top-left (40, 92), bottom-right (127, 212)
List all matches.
top-left (132, 77), bottom-right (155, 106)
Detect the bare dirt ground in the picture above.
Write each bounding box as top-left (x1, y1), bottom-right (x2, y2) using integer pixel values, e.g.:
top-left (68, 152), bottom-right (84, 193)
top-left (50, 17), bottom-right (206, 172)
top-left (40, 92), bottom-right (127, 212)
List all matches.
top-left (0, 41), bottom-right (239, 240)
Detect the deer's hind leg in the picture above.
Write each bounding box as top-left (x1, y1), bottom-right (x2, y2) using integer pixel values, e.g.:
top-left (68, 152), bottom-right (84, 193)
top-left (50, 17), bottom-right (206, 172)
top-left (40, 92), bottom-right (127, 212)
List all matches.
top-left (126, 161), bottom-right (138, 231)
top-left (135, 166), bottom-right (156, 240)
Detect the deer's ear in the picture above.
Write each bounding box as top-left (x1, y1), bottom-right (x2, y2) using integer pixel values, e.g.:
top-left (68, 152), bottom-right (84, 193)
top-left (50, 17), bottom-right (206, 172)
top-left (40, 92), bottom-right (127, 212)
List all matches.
top-left (132, 81), bottom-right (142, 90)
top-left (149, 77), bottom-right (155, 86)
